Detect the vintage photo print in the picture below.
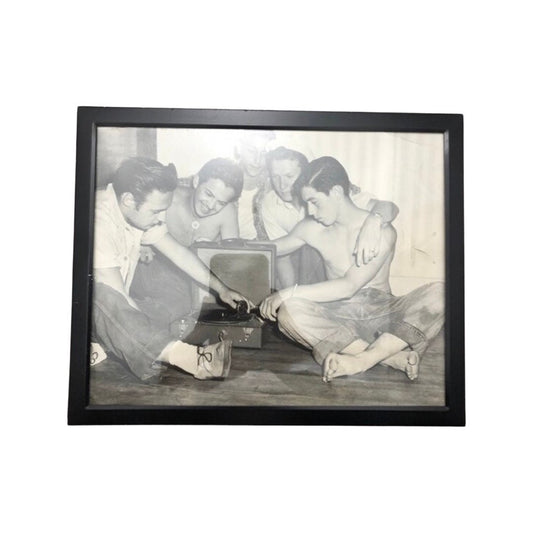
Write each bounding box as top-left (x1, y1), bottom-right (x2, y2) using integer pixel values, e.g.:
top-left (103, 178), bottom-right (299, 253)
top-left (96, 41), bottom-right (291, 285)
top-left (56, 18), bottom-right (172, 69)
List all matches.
top-left (89, 126), bottom-right (446, 408)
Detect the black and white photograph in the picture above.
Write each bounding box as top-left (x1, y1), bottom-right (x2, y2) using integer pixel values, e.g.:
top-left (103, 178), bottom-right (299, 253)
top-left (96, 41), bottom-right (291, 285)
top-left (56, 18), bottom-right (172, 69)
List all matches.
top-left (5, 2), bottom-right (532, 532)
top-left (80, 117), bottom-right (453, 412)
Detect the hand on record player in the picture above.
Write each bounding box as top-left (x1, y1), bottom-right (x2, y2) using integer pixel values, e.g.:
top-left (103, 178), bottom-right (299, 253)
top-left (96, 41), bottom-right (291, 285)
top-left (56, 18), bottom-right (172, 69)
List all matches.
top-left (218, 288), bottom-right (254, 311)
top-left (259, 287), bottom-right (293, 321)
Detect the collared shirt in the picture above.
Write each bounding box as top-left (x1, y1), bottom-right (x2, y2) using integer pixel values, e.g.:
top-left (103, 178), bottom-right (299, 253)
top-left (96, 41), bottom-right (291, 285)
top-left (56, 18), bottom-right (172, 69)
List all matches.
top-left (93, 184), bottom-right (168, 293)
top-left (260, 189), bottom-right (376, 240)
top-left (261, 190), bottom-right (304, 240)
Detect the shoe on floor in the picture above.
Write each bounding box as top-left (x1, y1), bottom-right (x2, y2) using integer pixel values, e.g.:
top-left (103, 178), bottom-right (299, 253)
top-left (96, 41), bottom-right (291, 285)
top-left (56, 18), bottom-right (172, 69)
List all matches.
top-left (90, 342), bottom-right (107, 366)
top-left (194, 340), bottom-right (232, 380)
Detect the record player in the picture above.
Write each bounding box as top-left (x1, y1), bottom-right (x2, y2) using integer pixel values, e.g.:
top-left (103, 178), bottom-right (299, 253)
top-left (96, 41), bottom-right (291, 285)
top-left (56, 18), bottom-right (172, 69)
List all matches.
top-left (181, 240), bottom-right (276, 349)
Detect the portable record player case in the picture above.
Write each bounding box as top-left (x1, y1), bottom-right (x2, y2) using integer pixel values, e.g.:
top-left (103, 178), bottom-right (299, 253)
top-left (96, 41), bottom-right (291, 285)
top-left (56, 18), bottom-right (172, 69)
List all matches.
top-left (181, 240), bottom-right (276, 349)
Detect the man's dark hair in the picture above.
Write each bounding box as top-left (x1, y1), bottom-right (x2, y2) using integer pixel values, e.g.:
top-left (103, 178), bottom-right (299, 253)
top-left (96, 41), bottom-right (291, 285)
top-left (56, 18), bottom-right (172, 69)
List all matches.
top-left (265, 146), bottom-right (309, 174)
top-left (197, 158), bottom-right (244, 200)
top-left (112, 157), bottom-right (178, 205)
top-left (293, 156), bottom-right (351, 199)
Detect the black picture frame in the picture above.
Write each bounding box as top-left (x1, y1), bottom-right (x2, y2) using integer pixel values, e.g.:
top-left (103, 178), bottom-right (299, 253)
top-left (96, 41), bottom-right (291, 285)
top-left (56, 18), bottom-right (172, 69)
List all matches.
top-left (68, 107), bottom-right (464, 426)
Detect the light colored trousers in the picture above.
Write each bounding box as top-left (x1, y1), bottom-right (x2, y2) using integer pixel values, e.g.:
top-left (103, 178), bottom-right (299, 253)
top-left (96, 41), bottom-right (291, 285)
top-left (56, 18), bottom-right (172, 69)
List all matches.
top-left (277, 283), bottom-right (445, 364)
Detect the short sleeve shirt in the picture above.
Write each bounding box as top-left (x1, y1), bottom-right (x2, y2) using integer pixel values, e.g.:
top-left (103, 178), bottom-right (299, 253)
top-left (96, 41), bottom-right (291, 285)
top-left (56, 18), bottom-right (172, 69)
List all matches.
top-left (261, 190), bottom-right (304, 240)
top-left (93, 184), bottom-right (168, 293)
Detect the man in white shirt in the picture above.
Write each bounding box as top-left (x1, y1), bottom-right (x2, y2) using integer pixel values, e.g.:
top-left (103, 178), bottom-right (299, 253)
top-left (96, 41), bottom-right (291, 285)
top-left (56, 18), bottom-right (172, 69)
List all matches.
top-left (92, 157), bottom-right (250, 382)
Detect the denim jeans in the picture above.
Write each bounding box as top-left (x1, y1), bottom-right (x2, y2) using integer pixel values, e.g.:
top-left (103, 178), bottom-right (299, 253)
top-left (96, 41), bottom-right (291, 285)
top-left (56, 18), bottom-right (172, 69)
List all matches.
top-left (91, 282), bottom-right (176, 381)
top-left (130, 252), bottom-right (193, 328)
top-left (277, 282), bottom-right (445, 363)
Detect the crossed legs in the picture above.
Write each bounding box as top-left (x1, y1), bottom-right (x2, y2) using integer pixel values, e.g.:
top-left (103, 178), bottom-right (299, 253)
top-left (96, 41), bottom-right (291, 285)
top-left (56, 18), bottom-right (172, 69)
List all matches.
top-left (321, 334), bottom-right (420, 382)
top-left (277, 295), bottom-right (428, 383)
top-left (92, 282), bottom-right (231, 381)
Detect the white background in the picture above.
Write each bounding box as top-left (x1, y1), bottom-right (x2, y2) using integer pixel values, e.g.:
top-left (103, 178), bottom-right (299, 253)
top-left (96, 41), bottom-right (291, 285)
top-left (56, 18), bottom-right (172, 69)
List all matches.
top-left (2, 1), bottom-right (531, 532)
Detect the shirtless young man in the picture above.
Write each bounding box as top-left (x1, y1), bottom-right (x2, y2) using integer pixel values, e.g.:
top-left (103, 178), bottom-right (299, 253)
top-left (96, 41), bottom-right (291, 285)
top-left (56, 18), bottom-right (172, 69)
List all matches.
top-left (130, 158), bottom-right (243, 324)
top-left (259, 146), bottom-right (399, 288)
top-left (165, 157), bottom-right (242, 245)
top-left (258, 156), bottom-right (445, 382)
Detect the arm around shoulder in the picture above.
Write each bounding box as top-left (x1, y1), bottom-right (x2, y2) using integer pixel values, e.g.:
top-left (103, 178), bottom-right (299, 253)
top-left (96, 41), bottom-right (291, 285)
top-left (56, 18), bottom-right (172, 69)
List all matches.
top-left (289, 224), bottom-right (396, 303)
top-left (343, 224), bottom-right (396, 291)
top-left (367, 199), bottom-right (400, 224)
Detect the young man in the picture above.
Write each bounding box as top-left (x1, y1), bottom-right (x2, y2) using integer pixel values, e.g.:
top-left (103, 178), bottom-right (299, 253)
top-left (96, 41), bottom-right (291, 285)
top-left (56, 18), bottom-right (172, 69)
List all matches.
top-left (130, 157), bottom-right (243, 324)
top-left (258, 156), bottom-right (444, 382)
top-left (166, 157), bottom-right (243, 245)
top-left (259, 146), bottom-right (400, 288)
top-left (92, 157), bottom-right (251, 382)
top-left (232, 130), bottom-right (275, 240)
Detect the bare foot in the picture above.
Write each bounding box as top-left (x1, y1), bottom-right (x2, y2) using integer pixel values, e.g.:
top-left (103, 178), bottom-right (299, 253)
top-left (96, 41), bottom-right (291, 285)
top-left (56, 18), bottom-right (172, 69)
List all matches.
top-left (322, 352), bottom-right (370, 382)
top-left (380, 350), bottom-right (419, 380)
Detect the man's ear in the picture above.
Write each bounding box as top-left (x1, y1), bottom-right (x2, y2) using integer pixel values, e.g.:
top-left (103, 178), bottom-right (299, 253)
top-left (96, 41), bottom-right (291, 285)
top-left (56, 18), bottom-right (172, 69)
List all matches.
top-left (192, 174), bottom-right (199, 189)
top-left (331, 184), bottom-right (344, 198)
top-left (120, 192), bottom-right (136, 209)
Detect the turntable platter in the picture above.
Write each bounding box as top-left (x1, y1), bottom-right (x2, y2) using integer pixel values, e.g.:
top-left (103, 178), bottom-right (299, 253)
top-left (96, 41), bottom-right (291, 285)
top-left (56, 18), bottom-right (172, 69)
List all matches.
top-left (199, 309), bottom-right (254, 324)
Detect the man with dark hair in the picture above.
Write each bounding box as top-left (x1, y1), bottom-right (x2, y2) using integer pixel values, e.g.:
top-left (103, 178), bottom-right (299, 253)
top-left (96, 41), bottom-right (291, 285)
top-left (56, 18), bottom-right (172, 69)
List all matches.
top-left (259, 156), bottom-right (444, 382)
top-left (259, 148), bottom-right (399, 288)
top-left (92, 157), bottom-right (250, 382)
top-left (166, 157), bottom-right (243, 244)
top-left (130, 157), bottom-right (244, 324)
top-left (112, 157), bottom-right (179, 201)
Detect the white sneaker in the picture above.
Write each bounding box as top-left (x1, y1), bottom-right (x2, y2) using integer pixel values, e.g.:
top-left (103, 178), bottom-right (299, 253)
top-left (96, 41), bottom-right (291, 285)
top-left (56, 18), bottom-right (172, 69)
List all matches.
top-left (90, 342), bottom-right (107, 366)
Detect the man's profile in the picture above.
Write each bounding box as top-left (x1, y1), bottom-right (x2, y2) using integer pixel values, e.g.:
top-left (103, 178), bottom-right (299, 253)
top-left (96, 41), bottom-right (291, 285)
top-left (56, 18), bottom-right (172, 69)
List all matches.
top-left (258, 156), bottom-right (445, 381)
top-left (92, 157), bottom-right (251, 382)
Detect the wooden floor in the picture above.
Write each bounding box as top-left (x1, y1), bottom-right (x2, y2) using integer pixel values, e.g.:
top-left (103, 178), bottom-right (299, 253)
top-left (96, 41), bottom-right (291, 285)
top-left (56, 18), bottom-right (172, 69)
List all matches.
top-left (90, 325), bottom-right (445, 407)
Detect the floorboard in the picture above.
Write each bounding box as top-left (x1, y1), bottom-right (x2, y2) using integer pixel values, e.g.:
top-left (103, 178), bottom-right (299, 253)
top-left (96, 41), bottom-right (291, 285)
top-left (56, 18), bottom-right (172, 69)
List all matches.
top-left (89, 326), bottom-right (445, 407)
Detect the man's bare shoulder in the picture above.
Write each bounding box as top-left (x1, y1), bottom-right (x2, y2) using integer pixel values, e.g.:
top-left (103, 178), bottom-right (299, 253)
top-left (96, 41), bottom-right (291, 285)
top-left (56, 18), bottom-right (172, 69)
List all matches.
top-left (209, 201), bottom-right (237, 226)
top-left (223, 201), bottom-right (238, 216)
top-left (370, 223), bottom-right (397, 259)
top-left (171, 186), bottom-right (192, 205)
top-left (382, 223), bottom-right (397, 247)
top-left (291, 217), bottom-right (323, 238)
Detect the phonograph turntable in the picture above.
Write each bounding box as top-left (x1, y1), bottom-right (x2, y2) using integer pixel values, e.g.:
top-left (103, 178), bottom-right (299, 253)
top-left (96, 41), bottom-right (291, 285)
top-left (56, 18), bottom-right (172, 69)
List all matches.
top-left (180, 240), bottom-right (276, 349)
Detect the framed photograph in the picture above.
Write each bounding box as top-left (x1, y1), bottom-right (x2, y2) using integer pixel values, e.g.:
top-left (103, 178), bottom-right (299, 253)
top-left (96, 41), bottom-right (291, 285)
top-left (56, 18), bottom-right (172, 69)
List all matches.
top-left (68, 107), bottom-right (464, 425)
